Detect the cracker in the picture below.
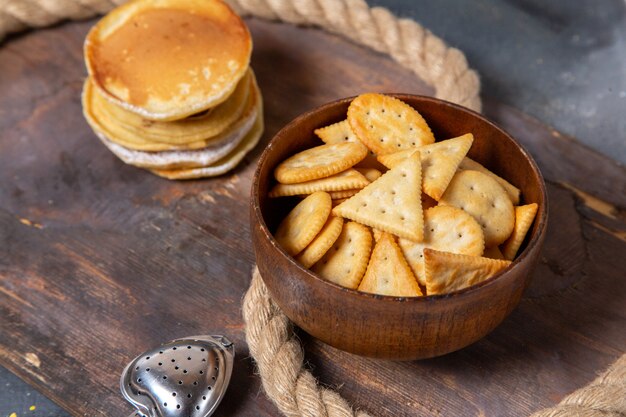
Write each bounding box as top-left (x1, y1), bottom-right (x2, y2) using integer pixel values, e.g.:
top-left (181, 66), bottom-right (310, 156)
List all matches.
top-left (379, 134), bottom-right (473, 200)
top-left (483, 246), bottom-right (505, 260)
top-left (269, 169), bottom-right (369, 197)
top-left (502, 203), bottom-right (538, 260)
top-left (274, 142), bottom-right (368, 184)
top-left (312, 222), bottom-right (372, 289)
top-left (347, 93), bottom-right (435, 155)
top-left (314, 120), bottom-right (359, 144)
top-left (377, 149), bottom-right (414, 169)
top-left (328, 189), bottom-right (361, 199)
top-left (423, 249), bottom-right (511, 295)
top-left (459, 157), bottom-right (520, 205)
top-left (332, 152), bottom-right (424, 241)
top-left (296, 216), bottom-right (344, 268)
top-left (439, 170), bottom-right (514, 247)
top-left (399, 206), bottom-right (484, 288)
top-left (358, 233), bottom-right (423, 297)
top-left (274, 191), bottom-right (332, 256)
top-left (313, 121), bottom-right (385, 171)
top-left (355, 168), bottom-right (382, 182)
top-left (419, 134), bottom-right (474, 199)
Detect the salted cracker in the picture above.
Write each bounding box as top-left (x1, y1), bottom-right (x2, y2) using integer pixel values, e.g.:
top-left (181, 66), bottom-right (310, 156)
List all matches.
top-left (274, 191), bottom-right (332, 256)
top-left (459, 157), bottom-right (520, 205)
top-left (502, 203), bottom-right (538, 260)
top-left (399, 206), bottom-right (484, 288)
top-left (379, 134), bottom-right (473, 200)
top-left (377, 149), bottom-right (414, 169)
top-left (328, 189), bottom-right (361, 199)
top-left (312, 222), bottom-right (372, 289)
top-left (314, 120), bottom-right (359, 144)
top-left (358, 233), bottom-right (423, 297)
top-left (355, 168), bottom-right (382, 182)
top-left (274, 142), bottom-right (368, 184)
top-left (347, 93), bottom-right (435, 155)
top-left (332, 152), bottom-right (424, 241)
top-left (296, 216), bottom-right (344, 268)
top-left (439, 170), bottom-right (514, 247)
top-left (423, 249), bottom-right (511, 295)
top-left (269, 169), bottom-right (369, 197)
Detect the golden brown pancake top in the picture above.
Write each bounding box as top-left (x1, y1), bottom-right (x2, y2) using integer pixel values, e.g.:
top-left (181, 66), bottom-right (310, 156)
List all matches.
top-left (86, 0), bottom-right (251, 120)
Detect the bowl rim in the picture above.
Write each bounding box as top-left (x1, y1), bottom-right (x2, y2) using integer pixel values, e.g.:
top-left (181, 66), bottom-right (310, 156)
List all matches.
top-left (251, 93), bottom-right (548, 303)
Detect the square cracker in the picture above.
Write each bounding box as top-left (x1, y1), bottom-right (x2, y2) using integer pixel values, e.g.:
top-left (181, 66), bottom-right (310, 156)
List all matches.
top-left (311, 221), bottom-right (372, 289)
top-left (423, 248), bottom-right (511, 295)
top-left (348, 93), bottom-right (435, 155)
top-left (502, 203), bottom-right (538, 260)
top-left (333, 152), bottom-right (424, 241)
top-left (378, 134), bottom-right (473, 200)
top-left (269, 168), bottom-right (369, 197)
top-left (358, 233), bottom-right (423, 297)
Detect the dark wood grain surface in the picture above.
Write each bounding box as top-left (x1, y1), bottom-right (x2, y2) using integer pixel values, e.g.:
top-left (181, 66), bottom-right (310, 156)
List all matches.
top-left (1, 18), bottom-right (624, 417)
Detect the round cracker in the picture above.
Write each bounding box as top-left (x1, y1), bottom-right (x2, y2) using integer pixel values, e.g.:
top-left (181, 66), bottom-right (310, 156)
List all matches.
top-left (274, 191), bottom-right (332, 256)
top-left (296, 216), bottom-right (344, 268)
top-left (274, 142), bottom-right (368, 184)
top-left (399, 205), bottom-right (484, 287)
top-left (347, 93), bottom-right (435, 155)
top-left (439, 170), bottom-right (514, 247)
top-left (311, 221), bottom-right (372, 289)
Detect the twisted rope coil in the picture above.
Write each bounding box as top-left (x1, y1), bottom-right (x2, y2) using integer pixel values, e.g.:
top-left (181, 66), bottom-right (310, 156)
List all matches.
top-left (1, 0), bottom-right (624, 415)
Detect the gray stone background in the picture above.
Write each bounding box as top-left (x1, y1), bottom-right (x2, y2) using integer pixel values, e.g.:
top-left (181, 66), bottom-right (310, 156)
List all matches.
top-left (1, 0), bottom-right (624, 416)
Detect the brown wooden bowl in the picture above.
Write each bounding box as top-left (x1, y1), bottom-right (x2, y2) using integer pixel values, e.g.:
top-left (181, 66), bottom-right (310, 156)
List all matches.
top-left (250, 95), bottom-right (548, 360)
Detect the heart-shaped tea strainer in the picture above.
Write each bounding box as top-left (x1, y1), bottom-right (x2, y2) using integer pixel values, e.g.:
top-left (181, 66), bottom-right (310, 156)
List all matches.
top-left (120, 335), bottom-right (234, 417)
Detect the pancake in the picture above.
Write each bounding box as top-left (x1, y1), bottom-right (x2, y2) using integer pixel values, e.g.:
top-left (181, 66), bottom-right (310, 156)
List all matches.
top-left (150, 105), bottom-right (264, 179)
top-left (84, 0), bottom-right (252, 121)
top-left (91, 69), bottom-right (252, 145)
top-left (95, 82), bottom-right (262, 169)
top-left (82, 70), bottom-right (259, 152)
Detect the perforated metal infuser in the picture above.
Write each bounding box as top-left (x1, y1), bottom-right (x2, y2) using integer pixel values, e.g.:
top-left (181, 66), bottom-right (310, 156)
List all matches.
top-left (120, 335), bottom-right (234, 417)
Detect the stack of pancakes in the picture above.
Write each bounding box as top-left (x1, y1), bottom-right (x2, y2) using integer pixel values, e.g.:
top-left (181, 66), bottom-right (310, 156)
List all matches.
top-left (82, 0), bottom-right (263, 179)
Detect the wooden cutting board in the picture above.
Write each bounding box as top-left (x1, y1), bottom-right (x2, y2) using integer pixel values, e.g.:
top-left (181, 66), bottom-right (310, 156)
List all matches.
top-left (1, 18), bottom-right (625, 417)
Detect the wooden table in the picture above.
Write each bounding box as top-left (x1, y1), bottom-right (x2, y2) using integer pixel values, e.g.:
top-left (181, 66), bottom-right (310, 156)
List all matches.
top-left (1, 18), bottom-right (625, 416)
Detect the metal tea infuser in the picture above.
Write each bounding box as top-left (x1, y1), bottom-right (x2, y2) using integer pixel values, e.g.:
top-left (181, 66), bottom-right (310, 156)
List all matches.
top-left (120, 335), bottom-right (234, 417)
